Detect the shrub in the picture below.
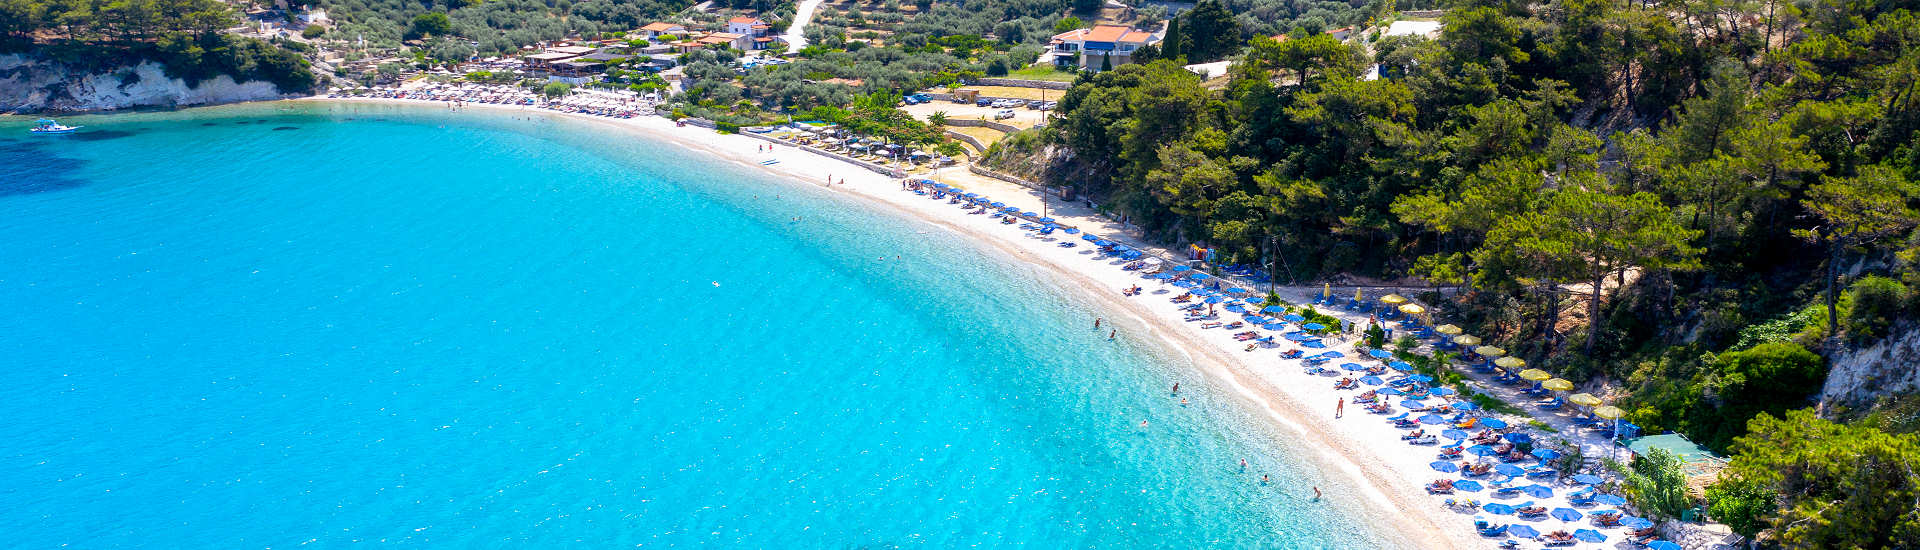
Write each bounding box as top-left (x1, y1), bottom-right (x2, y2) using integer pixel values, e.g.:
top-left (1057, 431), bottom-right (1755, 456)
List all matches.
top-left (302, 25), bottom-right (326, 38)
top-left (1846, 275), bottom-right (1909, 343)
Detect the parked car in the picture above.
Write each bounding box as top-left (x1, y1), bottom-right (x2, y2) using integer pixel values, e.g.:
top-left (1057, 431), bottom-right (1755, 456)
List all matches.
top-left (902, 96), bottom-right (921, 105)
top-left (994, 109), bottom-right (1016, 120)
top-left (1025, 100), bottom-right (1044, 109)
top-left (908, 93), bottom-right (932, 103)
top-left (976, 97), bottom-right (993, 106)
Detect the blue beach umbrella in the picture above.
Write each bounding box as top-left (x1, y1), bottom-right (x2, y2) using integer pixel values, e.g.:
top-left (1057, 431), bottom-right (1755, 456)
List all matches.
top-left (1572, 529), bottom-right (1606, 543)
top-left (1482, 503), bottom-right (1517, 515)
top-left (1402, 399), bottom-right (1427, 409)
top-left (1572, 474), bottom-right (1605, 485)
top-left (1263, 323), bottom-right (1289, 331)
top-left (1321, 351), bottom-right (1346, 358)
top-left (1263, 306), bottom-right (1287, 313)
top-left (1303, 323), bottom-right (1327, 331)
top-left (1452, 480), bottom-right (1484, 492)
top-left (1430, 461), bottom-right (1460, 473)
top-left (1282, 314), bottom-right (1307, 322)
top-left (1388, 361), bottom-right (1414, 371)
top-left (1495, 464), bottom-right (1527, 477)
top-left (1521, 485), bottom-right (1555, 498)
top-left (1594, 494), bottom-right (1627, 506)
top-left (1368, 349), bottom-right (1393, 359)
top-left (1442, 429), bottom-right (1470, 440)
top-left (1551, 508), bottom-right (1582, 522)
top-left (1467, 445), bottom-right (1498, 456)
top-left (1224, 304), bottom-right (1247, 313)
top-left (1171, 265), bottom-right (1191, 272)
top-left (1406, 374), bottom-right (1434, 383)
top-left (1038, 217), bottom-right (1055, 223)
top-left (1190, 273), bottom-right (1211, 280)
top-left (1205, 296), bottom-right (1226, 303)
top-left (1506, 525), bottom-right (1539, 538)
top-left (992, 202), bottom-right (1006, 208)
top-left (1359, 376), bottom-right (1384, 386)
top-left (1451, 400), bottom-right (1477, 410)
top-left (1005, 207), bottom-right (1020, 213)
top-left (1480, 418), bottom-right (1509, 429)
top-left (1624, 517), bottom-right (1655, 530)
top-left (1419, 414), bottom-right (1448, 424)
top-left (1340, 362), bottom-right (1366, 371)
top-left (1377, 387), bottom-right (1403, 395)
top-left (1225, 288), bottom-right (1249, 294)
top-left (1064, 227), bottom-right (1080, 234)
top-left (1531, 448), bottom-right (1561, 460)
top-left (1647, 542), bottom-right (1681, 550)
top-left (1504, 432), bottom-right (1530, 444)
top-left (1149, 273), bottom-right (1173, 279)
top-left (1430, 387), bottom-right (1457, 396)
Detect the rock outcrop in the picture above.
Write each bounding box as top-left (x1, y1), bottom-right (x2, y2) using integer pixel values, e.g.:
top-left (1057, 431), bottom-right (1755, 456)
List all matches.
top-left (1820, 324), bottom-right (1920, 411)
top-left (0, 54), bottom-right (291, 113)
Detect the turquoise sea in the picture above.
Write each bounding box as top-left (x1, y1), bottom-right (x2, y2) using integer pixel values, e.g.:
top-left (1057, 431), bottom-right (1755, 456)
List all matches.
top-left (0, 103), bottom-right (1411, 548)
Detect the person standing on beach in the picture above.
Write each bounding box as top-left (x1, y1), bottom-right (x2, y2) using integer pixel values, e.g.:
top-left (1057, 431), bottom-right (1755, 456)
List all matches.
top-left (1095, 317), bottom-right (1102, 330)
top-left (1336, 397), bottom-right (1344, 418)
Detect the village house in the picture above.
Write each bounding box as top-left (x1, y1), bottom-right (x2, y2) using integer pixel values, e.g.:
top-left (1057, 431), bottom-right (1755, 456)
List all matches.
top-left (724, 16), bottom-right (781, 50)
top-left (639, 22), bottom-right (687, 39)
top-left (1048, 24), bottom-right (1159, 71)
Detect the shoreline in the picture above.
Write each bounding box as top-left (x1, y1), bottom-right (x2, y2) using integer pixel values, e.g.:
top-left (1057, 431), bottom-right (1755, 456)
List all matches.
top-left (297, 96), bottom-right (1482, 548)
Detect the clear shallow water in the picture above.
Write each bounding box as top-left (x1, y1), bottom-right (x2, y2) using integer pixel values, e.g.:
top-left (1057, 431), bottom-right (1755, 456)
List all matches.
top-left (0, 104), bottom-right (1409, 548)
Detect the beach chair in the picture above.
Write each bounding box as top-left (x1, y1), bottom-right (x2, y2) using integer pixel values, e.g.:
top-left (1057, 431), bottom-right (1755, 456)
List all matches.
top-left (1538, 398), bottom-right (1564, 411)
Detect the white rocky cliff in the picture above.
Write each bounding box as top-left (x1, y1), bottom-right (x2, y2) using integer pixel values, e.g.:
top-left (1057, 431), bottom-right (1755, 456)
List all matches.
top-left (0, 54), bottom-right (290, 113)
top-left (1821, 324), bottom-right (1920, 411)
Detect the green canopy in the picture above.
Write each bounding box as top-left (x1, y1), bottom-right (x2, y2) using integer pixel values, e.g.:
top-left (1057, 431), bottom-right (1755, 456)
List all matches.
top-left (1621, 433), bottom-right (1723, 473)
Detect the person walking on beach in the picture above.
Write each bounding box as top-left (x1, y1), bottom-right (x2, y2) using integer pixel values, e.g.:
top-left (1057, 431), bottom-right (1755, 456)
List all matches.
top-left (1336, 397), bottom-right (1345, 418)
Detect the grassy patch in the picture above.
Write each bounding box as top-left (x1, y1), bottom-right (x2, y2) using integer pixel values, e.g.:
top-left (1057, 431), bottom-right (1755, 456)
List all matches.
top-left (1007, 65), bottom-right (1080, 82)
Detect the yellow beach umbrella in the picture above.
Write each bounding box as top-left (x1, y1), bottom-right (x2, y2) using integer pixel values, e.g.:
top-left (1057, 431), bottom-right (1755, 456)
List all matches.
top-left (1380, 294), bottom-right (1409, 305)
top-left (1568, 393), bottom-right (1603, 407)
top-left (1474, 345), bottom-right (1507, 357)
top-left (1452, 335), bottom-right (1482, 346)
top-left (1493, 356), bottom-right (1526, 369)
top-left (1398, 303), bottom-right (1427, 315)
top-left (1518, 369), bottom-right (1552, 381)
top-left (1323, 283), bottom-right (1332, 299)
top-left (1593, 405), bottom-right (1625, 420)
top-left (1435, 324), bottom-right (1463, 335)
top-left (1353, 289), bottom-right (1364, 302)
top-left (1543, 378), bottom-right (1575, 392)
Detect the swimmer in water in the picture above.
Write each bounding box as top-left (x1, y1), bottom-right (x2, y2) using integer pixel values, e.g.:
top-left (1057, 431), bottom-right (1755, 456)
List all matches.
top-left (1139, 420), bottom-right (1149, 428)
top-left (1313, 487), bottom-right (1322, 501)
top-left (1180, 398), bottom-right (1189, 406)
top-left (1240, 458), bottom-right (1248, 470)
top-left (1172, 382), bottom-right (1179, 394)
top-left (1262, 475), bottom-right (1270, 484)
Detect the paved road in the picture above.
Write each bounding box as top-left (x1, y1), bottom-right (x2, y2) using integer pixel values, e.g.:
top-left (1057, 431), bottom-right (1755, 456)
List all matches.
top-left (782, 0), bottom-right (824, 53)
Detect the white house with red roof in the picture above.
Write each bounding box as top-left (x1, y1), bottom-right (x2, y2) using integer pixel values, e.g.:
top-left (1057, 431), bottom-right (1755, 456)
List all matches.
top-left (1048, 24), bottom-right (1159, 70)
top-left (724, 16), bottom-right (783, 50)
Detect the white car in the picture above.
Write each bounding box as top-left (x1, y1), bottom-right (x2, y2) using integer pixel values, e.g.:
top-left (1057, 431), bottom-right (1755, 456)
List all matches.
top-left (993, 109), bottom-right (1015, 120)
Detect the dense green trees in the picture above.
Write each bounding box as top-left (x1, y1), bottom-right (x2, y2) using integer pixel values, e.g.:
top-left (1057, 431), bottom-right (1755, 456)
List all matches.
top-left (1, 0), bottom-right (315, 93)
top-left (1712, 410), bottom-right (1920, 548)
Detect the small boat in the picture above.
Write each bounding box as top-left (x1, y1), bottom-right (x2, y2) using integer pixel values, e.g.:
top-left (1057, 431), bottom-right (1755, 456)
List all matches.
top-left (30, 118), bottom-right (80, 134)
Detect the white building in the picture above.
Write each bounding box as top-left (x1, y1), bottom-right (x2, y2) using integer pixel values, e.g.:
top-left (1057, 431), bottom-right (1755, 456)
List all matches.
top-left (1048, 25), bottom-right (1158, 71)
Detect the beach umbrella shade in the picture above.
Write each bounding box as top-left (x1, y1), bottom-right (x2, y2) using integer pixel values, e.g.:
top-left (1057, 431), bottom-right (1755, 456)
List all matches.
top-left (1435, 324), bottom-right (1464, 335)
top-left (1321, 351), bottom-right (1346, 358)
top-left (1531, 449), bottom-right (1561, 460)
top-left (1443, 429), bottom-right (1471, 440)
top-left (1262, 306), bottom-right (1286, 313)
top-left (1205, 296), bottom-right (1226, 303)
top-left (1647, 542), bottom-right (1681, 550)
top-left (1594, 406), bottom-right (1626, 420)
top-left (1495, 464), bottom-right (1527, 477)
top-left (1572, 529), bottom-right (1606, 543)
top-left (1624, 517), bottom-right (1656, 530)
top-left (1572, 474), bottom-right (1604, 485)
top-left (1303, 323), bottom-right (1327, 331)
top-left (1467, 445), bottom-right (1499, 456)
top-left (1452, 480), bottom-right (1484, 492)
top-left (1190, 273), bottom-right (1212, 280)
top-left (1149, 273), bottom-right (1172, 279)
top-left (1282, 313), bottom-right (1306, 321)
top-left (1386, 360), bottom-right (1413, 371)
top-left (1594, 494), bottom-right (1627, 506)
top-left (1353, 289), bottom-right (1364, 302)
top-left (1225, 288), bottom-right (1248, 295)
top-left (1519, 369), bottom-right (1553, 381)
top-left (1398, 303), bottom-right (1426, 315)
top-left (1224, 304), bottom-right (1247, 313)
top-left (1568, 393), bottom-right (1603, 407)
top-left (1479, 418), bottom-right (1509, 429)
top-left (1340, 362), bottom-right (1365, 371)
top-left (1171, 265), bottom-right (1191, 272)
top-left (1450, 399), bottom-right (1476, 410)
top-left (1453, 335), bottom-right (1482, 346)
top-left (1543, 378), bottom-right (1575, 392)
top-left (1474, 345), bottom-right (1507, 357)
top-left (1483, 503), bottom-right (1517, 515)
top-left (1430, 387), bottom-right (1457, 396)
top-left (1522, 485), bottom-right (1555, 498)
top-left (1494, 356), bottom-right (1527, 369)
top-left (1377, 387), bottom-right (1403, 395)
top-left (1418, 413), bottom-right (1449, 424)
top-left (1504, 433), bottom-right (1531, 444)
top-left (1506, 525), bottom-right (1539, 538)
top-left (1407, 374), bottom-right (1434, 383)
top-left (1369, 349), bottom-right (1393, 359)
top-left (1380, 294), bottom-right (1409, 305)
top-left (1359, 376), bottom-right (1384, 386)
top-left (1038, 217), bottom-right (1055, 223)
top-left (1431, 461), bottom-right (1461, 473)
top-left (1263, 323), bottom-right (1289, 331)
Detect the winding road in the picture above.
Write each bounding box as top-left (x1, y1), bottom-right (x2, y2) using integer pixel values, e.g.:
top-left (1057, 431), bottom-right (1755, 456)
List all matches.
top-left (781, 0), bottom-right (825, 53)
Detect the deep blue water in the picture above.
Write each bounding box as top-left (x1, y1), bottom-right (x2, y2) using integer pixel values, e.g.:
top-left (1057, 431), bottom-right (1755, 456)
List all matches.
top-left (0, 103), bottom-right (1409, 548)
